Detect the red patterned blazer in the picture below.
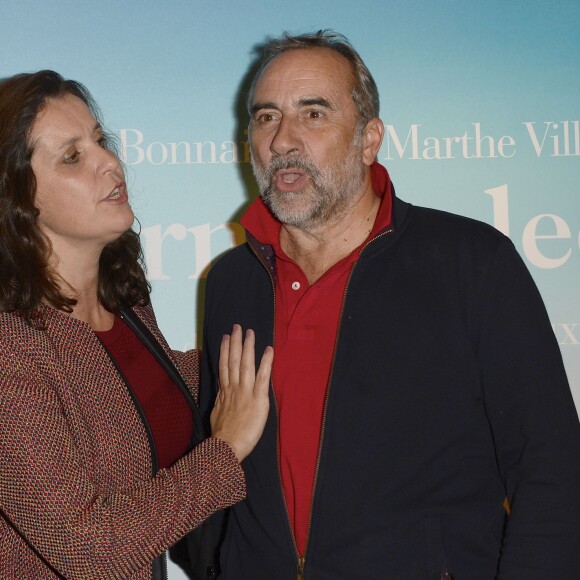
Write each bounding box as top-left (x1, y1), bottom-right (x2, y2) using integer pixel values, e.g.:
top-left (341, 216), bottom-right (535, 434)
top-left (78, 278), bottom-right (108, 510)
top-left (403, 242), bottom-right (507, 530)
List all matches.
top-left (0, 304), bottom-right (245, 579)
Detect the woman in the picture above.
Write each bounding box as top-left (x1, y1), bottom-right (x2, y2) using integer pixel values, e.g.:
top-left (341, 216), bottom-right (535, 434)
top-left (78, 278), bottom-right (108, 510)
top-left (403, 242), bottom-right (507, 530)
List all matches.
top-left (0, 70), bottom-right (272, 579)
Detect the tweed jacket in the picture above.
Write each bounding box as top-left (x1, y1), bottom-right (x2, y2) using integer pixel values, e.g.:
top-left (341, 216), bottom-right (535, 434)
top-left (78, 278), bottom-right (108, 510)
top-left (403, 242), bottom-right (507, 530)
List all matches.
top-left (0, 303), bottom-right (245, 579)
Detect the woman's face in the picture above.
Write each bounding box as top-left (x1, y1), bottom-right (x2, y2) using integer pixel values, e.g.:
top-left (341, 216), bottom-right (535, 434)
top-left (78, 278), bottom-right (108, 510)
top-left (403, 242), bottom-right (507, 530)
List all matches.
top-left (30, 93), bottom-right (134, 255)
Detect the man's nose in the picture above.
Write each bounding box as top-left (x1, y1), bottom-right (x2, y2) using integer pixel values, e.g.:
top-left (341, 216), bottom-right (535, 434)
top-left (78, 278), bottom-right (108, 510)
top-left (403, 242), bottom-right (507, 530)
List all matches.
top-left (270, 116), bottom-right (301, 156)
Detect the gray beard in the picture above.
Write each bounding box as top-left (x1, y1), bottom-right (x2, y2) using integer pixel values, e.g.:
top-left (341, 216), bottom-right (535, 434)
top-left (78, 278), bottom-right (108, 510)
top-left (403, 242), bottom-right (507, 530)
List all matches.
top-left (250, 139), bottom-right (365, 230)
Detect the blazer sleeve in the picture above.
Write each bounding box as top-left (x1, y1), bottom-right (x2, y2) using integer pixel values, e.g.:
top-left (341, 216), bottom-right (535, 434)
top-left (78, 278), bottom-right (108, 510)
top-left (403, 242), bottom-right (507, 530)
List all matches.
top-left (171, 348), bottom-right (200, 403)
top-left (0, 345), bottom-right (245, 579)
top-left (475, 238), bottom-right (580, 578)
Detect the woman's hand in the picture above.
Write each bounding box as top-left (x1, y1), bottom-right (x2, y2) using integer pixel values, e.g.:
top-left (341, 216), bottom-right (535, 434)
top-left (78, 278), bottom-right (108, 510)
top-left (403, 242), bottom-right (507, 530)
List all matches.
top-left (210, 325), bottom-right (273, 462)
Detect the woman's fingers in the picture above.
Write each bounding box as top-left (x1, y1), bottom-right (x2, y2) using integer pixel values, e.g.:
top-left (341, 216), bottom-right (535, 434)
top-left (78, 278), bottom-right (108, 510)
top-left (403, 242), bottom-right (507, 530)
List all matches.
top-left (219, 324), bottom-right (244, 390)
top-left (218, 332), bottom-right (231, 389)
top-left (239, 329), bottom-right (257, 387)
top-left (255, 345), bottom-right (274, 396)
top-left (227, 324), bottom-right (243, 385)
top-left (211, 326), bottom-right (273, 463)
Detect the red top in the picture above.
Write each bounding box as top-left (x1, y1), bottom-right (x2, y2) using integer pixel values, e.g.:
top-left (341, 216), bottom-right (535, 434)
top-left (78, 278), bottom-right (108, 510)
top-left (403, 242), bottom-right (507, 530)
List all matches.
top-left (241, 162), bottom-right (393, 555)
top-left (95, 315), bottom-right (194, 469)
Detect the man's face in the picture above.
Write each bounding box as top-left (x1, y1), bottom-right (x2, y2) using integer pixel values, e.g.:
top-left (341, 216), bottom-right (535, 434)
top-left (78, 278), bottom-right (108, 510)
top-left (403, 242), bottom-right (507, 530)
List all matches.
top-left (249, 48), bottom-right (366, 230)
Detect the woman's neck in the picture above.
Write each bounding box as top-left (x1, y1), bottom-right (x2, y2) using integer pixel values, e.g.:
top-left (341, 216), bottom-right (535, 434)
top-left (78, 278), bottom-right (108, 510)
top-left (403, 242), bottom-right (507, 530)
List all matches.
top-left (48, 245), bottom-right (114, 331)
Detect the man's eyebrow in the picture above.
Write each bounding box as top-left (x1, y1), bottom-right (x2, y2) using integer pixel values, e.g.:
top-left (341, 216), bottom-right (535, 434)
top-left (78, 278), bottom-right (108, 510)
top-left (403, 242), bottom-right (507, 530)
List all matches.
top-left (250, 102), bottom-right (280, 116)
top-left (298, 97), bottom-right (333, 109)
top-left (250, 97), bottom-right (334, 116)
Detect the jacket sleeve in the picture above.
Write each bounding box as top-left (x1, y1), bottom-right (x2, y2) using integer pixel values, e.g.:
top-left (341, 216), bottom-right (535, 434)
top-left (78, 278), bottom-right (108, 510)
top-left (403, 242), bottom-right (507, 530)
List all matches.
top-left (475, 238), bottom-right (580, 578)
top-left (0, 348), bottom-right (245, 580)
top-left (171, 348), bottom-right (200, 403)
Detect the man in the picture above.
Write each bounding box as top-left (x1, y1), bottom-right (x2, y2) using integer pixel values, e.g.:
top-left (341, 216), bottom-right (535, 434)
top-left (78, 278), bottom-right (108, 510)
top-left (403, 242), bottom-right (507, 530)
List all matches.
top-left (199, 31), bottom-right (580, 579)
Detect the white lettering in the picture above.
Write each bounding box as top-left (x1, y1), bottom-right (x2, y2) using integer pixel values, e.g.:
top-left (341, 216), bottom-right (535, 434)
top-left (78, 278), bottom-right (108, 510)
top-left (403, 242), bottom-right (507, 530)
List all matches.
top-left (141, 222), bottom-right (246, 281)
top-left (484, 184), bottom-right (510, 236)
top-left (497, 135), bottom-right (516, 158)
top-left (552, 324), bottom-right (580, 345)
top-left (146, 142), bottom-right (168, 165)
top-left (522, 214), bottom-right (572, 269)
top-left (187, 222), bottom-right (246, 278)
top-left (385, 124), bottom-right (420, 160)
top-left (422, 137), bottom-right (440, 160)
top-left (523, 121), bottom-right (580, 157)
top-left (120, 129), bottom-right (145, 165)
top-left (384, 123), bottom-right (516, 160)
top-left (524, 122), bottom-right (553, 157)
top-left (560, 324), bottom-right (580, 345)
top-left (474, 123), bottom-right (495, 158)
top-left (195, 141), bottom-right (218, 164)
top-left (141, 224), bottom-right (188, 280)
top-left (117, 130), bottom-right (250, 165)
top-left (220, 141), bottom-right (239, 164)
top-left (169, 142), bottom-right (193, 164)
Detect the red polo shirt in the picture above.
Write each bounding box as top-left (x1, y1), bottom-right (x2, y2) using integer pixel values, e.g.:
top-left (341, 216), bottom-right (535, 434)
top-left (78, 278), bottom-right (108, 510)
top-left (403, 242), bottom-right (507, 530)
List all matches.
top-left (241, 162), bottom-right (393, 556)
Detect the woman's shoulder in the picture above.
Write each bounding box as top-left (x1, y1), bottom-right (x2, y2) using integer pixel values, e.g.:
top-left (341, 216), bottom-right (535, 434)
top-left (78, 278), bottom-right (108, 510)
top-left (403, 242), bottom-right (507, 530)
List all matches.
top-left (0, 311), bottom-right (42, 349)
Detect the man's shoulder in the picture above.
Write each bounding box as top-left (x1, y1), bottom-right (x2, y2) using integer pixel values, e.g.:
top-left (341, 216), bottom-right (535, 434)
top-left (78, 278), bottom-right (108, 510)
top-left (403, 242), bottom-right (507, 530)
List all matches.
top-left (400, 200), bottom-right (508, 249)
top-left (206, 242), bottom-right (265, 286)
top-left (210, 242), bottom-right (255, 270)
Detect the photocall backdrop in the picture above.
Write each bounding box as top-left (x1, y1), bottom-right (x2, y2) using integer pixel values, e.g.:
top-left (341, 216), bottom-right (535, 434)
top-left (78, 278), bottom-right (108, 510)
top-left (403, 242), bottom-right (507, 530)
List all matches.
top-left (2, 1), bottom-right (578, 577)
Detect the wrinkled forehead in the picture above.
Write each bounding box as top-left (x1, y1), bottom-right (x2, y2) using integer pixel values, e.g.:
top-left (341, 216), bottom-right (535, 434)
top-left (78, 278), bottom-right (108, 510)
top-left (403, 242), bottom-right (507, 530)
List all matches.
top-left (253, 47), bottom-right (355, 104)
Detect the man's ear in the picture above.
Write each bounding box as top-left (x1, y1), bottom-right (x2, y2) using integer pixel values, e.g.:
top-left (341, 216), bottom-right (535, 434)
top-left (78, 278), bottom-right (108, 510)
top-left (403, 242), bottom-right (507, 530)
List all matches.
top-left (361, 117), bottom-right (384, 166)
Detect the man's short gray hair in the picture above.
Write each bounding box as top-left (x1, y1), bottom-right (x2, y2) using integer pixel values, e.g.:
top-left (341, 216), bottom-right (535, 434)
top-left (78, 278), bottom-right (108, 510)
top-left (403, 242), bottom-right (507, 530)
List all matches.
top-left (247, 30), bottom-right (380, 126)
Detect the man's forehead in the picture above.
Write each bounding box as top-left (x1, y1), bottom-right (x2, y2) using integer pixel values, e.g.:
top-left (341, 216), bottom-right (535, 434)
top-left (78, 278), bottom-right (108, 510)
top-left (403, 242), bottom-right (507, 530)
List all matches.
top-left (253, 48), bottom-right (354, 103)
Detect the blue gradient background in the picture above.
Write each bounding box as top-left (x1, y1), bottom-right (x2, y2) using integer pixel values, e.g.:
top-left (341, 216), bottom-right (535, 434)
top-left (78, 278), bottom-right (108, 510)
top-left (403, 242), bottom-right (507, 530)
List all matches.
top-left (2, 2), bottom-right (579, 576)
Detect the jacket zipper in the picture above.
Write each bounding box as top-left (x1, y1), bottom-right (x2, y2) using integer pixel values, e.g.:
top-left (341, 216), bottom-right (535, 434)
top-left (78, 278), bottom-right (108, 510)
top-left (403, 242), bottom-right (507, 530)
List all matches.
top-left (251, 226), bottom-right (395, 579)
top-left (119, 309), bottom-right (204, 446)
top-left (297, 556), bottom-right (306, 580)
top-left (119, 309), bottom-right (205, 579)
top-left (98, 320), bottom-right (169, 580)
top-left (298, 226), bottom-right (394, 568)
top-left (248, 241), bottom-right (304, 577)
top-left (301, 227), bottom-right (395, 569)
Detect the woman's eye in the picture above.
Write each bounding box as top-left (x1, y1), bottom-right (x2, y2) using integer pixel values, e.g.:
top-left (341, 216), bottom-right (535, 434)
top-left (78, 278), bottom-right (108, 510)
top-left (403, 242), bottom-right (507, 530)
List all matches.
top-left (63, 150), bottom-right (80, 164)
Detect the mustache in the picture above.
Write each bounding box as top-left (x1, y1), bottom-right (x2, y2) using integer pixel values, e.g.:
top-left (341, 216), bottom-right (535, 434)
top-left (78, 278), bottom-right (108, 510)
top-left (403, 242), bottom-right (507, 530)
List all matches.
top-left (261, 155), bottom-right (321, 182)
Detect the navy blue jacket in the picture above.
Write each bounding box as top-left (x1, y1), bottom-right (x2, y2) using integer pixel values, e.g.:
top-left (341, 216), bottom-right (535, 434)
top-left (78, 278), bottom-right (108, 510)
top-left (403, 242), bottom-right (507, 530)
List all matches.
top-left (199, 192), bottom-right (580, 579)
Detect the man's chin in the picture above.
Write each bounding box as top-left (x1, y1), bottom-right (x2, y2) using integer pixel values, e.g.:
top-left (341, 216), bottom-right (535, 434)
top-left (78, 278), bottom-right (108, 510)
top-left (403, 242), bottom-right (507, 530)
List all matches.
top-left (267, 204), bottom-right (310, 227)
top-left (265, 186), bottom-right (302, 197)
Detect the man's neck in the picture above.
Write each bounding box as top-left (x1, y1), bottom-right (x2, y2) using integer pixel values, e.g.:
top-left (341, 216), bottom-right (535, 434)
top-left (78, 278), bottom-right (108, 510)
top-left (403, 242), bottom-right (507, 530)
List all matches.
top-left (280, 186), bottom-right (380, 285)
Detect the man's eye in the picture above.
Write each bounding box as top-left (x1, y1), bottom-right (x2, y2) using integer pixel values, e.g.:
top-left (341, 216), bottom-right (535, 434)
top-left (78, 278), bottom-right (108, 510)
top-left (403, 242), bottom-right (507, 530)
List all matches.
top-left (307, 110), bottom-right (323, 119)
top-left (257, 113), bottom-right (274, 123)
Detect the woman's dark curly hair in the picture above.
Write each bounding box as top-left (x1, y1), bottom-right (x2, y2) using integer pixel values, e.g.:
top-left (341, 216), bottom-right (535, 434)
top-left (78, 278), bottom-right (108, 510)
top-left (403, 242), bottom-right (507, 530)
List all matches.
top-left (0, 70), bottom-right (150, 326)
